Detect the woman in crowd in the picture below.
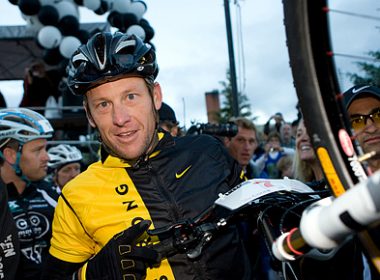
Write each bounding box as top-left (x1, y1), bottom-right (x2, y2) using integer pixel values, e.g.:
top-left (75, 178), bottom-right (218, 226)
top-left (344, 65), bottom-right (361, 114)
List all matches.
top-left (293, 118), bottom-right (366, 280)
top-left (293, 119), bottom-right (325, 189)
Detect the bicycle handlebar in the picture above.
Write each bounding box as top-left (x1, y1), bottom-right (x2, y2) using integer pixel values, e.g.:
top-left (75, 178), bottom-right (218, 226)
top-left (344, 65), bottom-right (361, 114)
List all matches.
top-left (148, 178), bottom-right (319, 261)
top-left (273, 171), bottom-right (380, 262)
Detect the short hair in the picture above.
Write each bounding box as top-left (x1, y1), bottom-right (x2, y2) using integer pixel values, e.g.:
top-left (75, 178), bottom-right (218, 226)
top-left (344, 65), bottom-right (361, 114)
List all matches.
top-left (229, 117), bottom-right (256, 132)
top-left (291, 119), bottom-right (300, 127)
top-left (277, 155), bottom-right (293, 173)
top-left (0, 139), bottom-right (19, 166)
top-left (267, 131), bottom-right (281, 143)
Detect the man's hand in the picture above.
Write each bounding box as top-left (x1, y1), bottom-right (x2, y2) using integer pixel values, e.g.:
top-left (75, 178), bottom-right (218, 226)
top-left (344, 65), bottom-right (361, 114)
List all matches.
top-left (84, 220), bottom-right (159, 280)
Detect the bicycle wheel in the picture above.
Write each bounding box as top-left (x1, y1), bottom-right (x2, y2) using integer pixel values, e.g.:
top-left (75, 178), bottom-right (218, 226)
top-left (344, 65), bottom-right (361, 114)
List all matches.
top-left (283, 0), bottom-right (380, 273)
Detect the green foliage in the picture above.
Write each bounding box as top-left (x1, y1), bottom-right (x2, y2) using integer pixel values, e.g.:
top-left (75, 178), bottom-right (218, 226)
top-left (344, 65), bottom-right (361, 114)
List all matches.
top-left (218, 70), bottom-right (253, 123)
top-left (348, 51), bottom-right (380, 87)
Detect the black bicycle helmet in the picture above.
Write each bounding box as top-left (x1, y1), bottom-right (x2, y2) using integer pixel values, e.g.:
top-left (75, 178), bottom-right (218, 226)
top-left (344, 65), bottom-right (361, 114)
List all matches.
top-left (67, 32), bottom-right (158, 96)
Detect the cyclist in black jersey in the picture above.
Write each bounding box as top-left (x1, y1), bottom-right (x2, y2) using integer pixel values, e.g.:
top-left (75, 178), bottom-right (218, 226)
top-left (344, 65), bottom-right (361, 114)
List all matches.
top-left (0, 180), bottom-right (19, 280)
top-left (0, 108), bottom-right (58, 280)
top-left (41, 32), bottom-right (254, 280)
top-left (47, 144), bottom-right (83, 192)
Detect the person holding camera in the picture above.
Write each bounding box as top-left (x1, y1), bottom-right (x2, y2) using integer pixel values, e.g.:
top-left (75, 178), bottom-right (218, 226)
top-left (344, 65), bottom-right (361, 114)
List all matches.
top-left (42, 32), bottom-right (253, 280)
top-left (254, 131), bottom-right (295, 179)
top-left (263, 112), bottom-right (285, 139)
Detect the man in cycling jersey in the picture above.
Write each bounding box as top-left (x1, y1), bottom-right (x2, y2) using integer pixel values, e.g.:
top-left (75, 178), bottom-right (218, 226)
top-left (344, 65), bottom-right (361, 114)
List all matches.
top-left (344, 84), bottom-right (380, 172)
top-left (42, 32), bottom-right (253, 280)
top-left (0, 108), bottom-right (58, 280)
top-left (47, 144), bottom-right (83, 192)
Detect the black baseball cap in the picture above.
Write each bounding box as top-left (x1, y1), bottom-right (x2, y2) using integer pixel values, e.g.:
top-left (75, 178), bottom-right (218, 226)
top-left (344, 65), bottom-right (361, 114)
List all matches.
top-left (343, 84), bottom-right (380, 109)
top-left (159, 102), bottom-right (178, 124)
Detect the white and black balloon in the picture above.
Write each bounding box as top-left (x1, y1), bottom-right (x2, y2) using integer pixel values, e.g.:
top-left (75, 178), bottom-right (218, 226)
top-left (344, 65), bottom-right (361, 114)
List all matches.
top-left (37, 25), bottom-right (62, 49)
top-left (18, 0), bottom-right (41, 16)
top-left (126, 24), bottom-right (145, 41)
top-left (83, 0), bottom-right (101, 11)
top-left (128, 1), bottom-right (146, 20)
top-left (113, 0), bottom-right (131, 13)
top-left (10, 0), bottom-right (152, 65)
top-left (59, 36), bottom-right (81, 58)
top-left (43, 48), bottom-right (63, 66)
top-left (38, 5), bottom-right (59, 26)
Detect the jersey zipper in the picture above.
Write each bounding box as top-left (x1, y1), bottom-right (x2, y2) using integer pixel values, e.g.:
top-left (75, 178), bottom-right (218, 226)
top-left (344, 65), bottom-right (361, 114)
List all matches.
top-left (147, 161), bottom-right (181, 221)
top-left (147, 161), bottom-right (208, 279)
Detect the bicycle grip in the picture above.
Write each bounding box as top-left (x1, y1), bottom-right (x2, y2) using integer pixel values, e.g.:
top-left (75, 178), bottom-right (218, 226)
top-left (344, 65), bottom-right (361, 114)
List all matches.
top-left (149, 239), bottom-right (178, 261)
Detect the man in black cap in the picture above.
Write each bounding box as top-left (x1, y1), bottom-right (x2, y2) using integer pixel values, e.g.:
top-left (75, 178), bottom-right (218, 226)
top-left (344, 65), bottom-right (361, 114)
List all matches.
top-left (158, 102), bottom-right (180, 136)
top-left (343, 84), bottom-right (380, 171)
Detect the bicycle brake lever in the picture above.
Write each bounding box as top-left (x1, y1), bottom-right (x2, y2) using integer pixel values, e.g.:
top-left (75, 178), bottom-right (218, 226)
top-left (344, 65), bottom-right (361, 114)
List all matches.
top-left (186, 231), bottom-right (213, 259)
top-left (148, 220), bottom-right (198, 258)
top-left (149, 220), bottom-right (225, 261)
top-left (147, 206), bottom-right (226, 260)
top-left (149, 230), bottom-right (210, 260)
top-left (147, 220), bottom-right (194, 240)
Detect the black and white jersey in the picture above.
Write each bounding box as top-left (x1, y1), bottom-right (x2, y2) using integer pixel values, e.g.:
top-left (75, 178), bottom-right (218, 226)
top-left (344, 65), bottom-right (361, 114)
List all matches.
top-left (7, 181), bottom-right (58, 280)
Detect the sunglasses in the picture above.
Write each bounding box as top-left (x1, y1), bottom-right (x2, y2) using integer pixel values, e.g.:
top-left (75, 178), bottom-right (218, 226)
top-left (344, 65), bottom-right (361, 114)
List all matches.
top-left (350, 108), bottom-right (380, 131)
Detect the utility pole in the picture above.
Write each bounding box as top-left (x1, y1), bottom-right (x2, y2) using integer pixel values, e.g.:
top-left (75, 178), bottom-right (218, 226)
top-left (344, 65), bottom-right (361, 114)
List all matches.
top-left (223, 0), bottom-right (239, 117)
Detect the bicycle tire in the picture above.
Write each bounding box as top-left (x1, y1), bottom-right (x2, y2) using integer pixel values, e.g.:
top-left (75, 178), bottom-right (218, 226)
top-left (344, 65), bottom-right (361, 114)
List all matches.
top-left (282, 0), bottom-right (380, 273)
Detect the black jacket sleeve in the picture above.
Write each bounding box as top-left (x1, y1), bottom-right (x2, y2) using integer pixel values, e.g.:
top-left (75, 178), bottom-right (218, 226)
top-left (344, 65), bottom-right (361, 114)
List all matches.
top-left (264, 119), bottom-right (271, 136)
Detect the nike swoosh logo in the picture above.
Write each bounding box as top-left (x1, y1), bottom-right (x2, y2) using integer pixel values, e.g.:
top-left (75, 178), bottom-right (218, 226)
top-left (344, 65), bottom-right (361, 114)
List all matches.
top-left (175, 165), bottom-right (192, 179)
top-left (352, 85), bottom-right (370, 94)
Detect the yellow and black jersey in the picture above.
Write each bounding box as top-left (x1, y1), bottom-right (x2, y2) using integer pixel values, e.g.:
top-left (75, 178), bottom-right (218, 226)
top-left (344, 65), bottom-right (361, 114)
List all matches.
top-left (50, 131), bottom-right (253, 279)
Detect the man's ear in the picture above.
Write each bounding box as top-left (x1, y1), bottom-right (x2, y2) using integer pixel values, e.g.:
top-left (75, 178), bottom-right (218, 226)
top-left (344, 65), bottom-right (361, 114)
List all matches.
top-left (83, 101), bottom-right (96, 128)
top-left (153, 82), bottom-right (163, 110)
top-left (3, 147), bottom-right (17, 165)
top-left (224, 137), bottom-right (231, 148)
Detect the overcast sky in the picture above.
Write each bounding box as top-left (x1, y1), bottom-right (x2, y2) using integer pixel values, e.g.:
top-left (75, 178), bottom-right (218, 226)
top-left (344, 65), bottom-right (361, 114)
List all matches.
top-left (0, 0), bottom-right (379, 128)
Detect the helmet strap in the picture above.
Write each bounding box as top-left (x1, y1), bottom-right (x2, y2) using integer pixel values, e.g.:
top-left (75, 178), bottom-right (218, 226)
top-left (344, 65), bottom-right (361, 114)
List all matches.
top-left (131, 126), bottom-right (159, 169)
top-left (12, 145), bottom-right (31, 186)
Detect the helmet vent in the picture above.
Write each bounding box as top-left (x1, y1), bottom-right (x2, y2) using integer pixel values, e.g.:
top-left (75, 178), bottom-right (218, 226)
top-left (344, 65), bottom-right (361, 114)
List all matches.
top-left (72, 52), bottom-right (88, 68)
top-left (115, 39), bottom-right (136, 55)
top-left (94, 34), bottom-right (107, 70)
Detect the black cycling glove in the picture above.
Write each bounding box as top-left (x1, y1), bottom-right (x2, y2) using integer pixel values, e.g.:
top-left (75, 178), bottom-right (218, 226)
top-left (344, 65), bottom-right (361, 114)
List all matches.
top-left (83, 220), bottom-right (160, 280)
